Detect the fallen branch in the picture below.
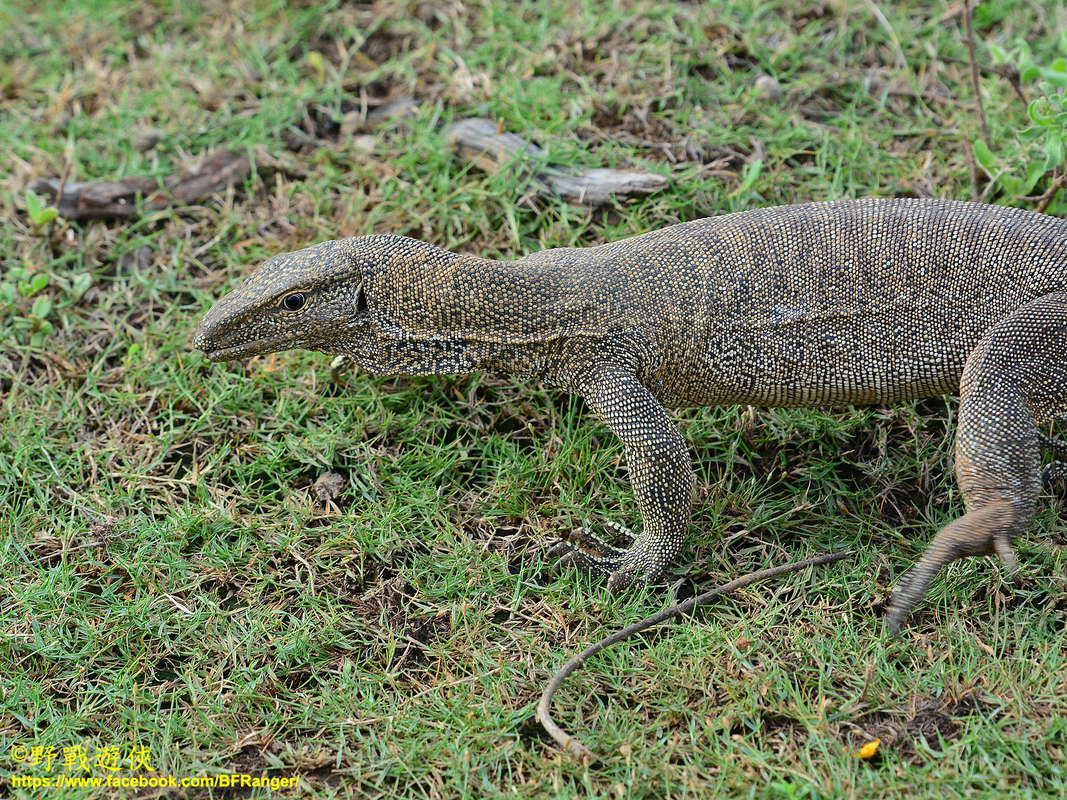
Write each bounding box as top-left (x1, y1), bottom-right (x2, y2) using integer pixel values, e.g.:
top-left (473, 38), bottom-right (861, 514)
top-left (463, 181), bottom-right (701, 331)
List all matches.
top-left (537, 550), bottom-right (853, 762)
top-left (447, 118), bottom-right (669, 207)
top-left (341, 95), bottom-right (419, 136)
top-left (31, 150), bottom-right (250, 221)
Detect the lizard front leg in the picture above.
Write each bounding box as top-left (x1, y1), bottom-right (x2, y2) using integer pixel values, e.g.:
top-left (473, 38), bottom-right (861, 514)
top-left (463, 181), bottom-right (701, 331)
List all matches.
top-left (552, 366), bottom-right (693, 591)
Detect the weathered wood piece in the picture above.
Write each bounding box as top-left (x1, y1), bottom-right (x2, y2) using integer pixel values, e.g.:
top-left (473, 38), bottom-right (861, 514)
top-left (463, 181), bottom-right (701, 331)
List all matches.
top-left (447, 118), bottom-right (669, 206)
top-left (31, 150), bottom-right (250, 221)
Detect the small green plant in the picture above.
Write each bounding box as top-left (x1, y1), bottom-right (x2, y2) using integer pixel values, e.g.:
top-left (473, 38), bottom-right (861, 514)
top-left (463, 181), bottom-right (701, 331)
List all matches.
top-left (724, 158), bottom-right (764, 211)
top-left (769, 781), bottom-right (815, 799)
top-left (992, 30), bottom-right (1067, 88)
top-left (24, 189), bottom-right (59, 228)
top-left (1, 266), bottom-right (54, 346)
top-left (306, 50), bottom-right (326, 86)
top-left (0, 266), bottom-right (90, 348)
top-left (973, 32), bottom-right (1067, 205)
top-left (1023, 91), bottom-right (1067, 170)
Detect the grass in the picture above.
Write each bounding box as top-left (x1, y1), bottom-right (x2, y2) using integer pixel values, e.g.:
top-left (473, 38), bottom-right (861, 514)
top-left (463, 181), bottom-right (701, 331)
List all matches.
top-left (2, 0), bottom-right (1067, 797)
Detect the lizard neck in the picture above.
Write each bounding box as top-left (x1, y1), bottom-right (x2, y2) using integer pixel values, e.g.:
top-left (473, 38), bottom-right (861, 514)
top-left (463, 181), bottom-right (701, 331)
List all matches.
top-left (370, 238), bottom-right (622, 344)
top-left (334, 237), bottom-right (626, 378)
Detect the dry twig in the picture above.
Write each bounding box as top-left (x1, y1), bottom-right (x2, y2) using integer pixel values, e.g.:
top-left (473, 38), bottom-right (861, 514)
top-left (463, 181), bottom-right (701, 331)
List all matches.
top-left (962, 0), bottom-right (990, 149)
top-left (1018, 169), bottom-right (1067, 213)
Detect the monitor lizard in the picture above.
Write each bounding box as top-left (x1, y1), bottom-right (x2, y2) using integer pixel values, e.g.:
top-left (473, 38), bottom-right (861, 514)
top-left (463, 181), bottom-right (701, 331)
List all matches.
top-left (193, 198), bottom-right (1067, 633)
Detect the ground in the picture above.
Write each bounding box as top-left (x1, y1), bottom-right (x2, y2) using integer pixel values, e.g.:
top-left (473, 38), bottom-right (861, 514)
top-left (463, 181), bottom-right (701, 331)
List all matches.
top-left (2, 0), bottom-right (1067, 798)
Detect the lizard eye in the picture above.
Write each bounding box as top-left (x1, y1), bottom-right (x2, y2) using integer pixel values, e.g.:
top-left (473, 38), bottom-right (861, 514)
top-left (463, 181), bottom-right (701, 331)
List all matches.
top-left (282, 292), bottom-right (306, 311)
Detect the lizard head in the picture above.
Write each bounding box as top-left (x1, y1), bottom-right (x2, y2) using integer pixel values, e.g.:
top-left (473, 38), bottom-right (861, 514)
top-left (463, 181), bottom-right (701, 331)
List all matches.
top-left (193, 237), bottom-right (379, 363)
top-left (195, 234), bottom-right (498, 376)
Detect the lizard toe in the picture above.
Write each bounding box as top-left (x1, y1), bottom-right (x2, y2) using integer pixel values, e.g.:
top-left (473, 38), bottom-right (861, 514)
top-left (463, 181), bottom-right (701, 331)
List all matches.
top-left (886, 501), bottom-right (1024, 635)
top-left (549, 519), bottom-right (675, 589)
top-left (547, 547), bottom-right (581, 574)
top-left (546, 540), bottom-right (574, 562)
top-left (548, 532), bottom-right (658, 588)
top-left (606, 567), bottom-right (644, 594)
top-left (602, 520), bottom-right (638, 545)
top-left (329, 355), bottom-right (355, 383)
top-left (549, 544), bottom-right (613, 578)
top-left (563, 526), bottom-right (631, 558)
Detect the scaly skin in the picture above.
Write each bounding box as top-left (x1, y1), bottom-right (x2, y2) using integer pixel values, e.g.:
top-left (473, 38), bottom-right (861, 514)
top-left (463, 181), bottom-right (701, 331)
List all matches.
top-left (194, 198), bottom-right (1067, 631)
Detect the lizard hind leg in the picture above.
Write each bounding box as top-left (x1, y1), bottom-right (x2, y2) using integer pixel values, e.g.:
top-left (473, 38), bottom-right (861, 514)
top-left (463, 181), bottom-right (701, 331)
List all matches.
top-left (887, 293), bottom-right (1067, 634)
top-left (1041, 459), bottom-right (1067, 487)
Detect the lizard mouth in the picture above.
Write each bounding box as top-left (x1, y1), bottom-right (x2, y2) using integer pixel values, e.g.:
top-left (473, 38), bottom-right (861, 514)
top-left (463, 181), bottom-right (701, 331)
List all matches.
top-left (198, 333), bottom-right (305, 362)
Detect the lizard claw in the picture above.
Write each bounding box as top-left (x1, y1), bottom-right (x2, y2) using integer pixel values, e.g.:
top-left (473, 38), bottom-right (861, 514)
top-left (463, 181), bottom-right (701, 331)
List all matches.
top-left (549, 521), bottom-right (656, 591)
top-left (605, 567), bottom-right (643, 593)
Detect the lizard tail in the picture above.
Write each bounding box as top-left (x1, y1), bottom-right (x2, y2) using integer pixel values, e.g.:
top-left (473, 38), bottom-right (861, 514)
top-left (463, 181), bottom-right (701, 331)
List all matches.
top-left (886, 501), bottom-right (1019, 636)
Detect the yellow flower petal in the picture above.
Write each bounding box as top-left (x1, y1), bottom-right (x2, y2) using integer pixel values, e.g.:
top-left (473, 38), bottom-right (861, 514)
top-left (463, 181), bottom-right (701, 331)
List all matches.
top-left (855, 738), bottom-right (881, 760)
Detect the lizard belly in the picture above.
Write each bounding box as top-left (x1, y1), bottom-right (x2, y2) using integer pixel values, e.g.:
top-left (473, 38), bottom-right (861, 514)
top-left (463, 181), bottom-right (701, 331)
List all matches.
top-left (681, 309), bottom-right (972, 408)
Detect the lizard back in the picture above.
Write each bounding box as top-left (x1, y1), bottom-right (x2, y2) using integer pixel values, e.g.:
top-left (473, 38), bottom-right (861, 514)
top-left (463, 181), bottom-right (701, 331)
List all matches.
top-left (539, 198), bottom-right (1067, 407)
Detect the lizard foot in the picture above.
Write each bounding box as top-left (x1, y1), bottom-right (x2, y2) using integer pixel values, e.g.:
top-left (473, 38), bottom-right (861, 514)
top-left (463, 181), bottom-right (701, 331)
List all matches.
top-left (1041, 460), bottom-right (1067, 487)
top-left (549, 522), bottom-right (657, 592)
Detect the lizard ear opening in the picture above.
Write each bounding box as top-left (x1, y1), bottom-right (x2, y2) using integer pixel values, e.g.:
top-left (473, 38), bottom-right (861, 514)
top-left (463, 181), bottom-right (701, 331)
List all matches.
top-left (356, 284), bottom-right (368, 314)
